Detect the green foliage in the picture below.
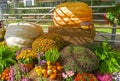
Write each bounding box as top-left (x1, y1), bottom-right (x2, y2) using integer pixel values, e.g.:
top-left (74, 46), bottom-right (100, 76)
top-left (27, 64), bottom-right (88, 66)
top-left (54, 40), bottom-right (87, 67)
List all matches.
top-left (0, 45), bottom-right (20, 73)
top-left (45, 48), bottom-right (60, 63)
top-left (86, 40), bottom-right (120, 73)
top-left (106, 3), bottom-right (120, 25)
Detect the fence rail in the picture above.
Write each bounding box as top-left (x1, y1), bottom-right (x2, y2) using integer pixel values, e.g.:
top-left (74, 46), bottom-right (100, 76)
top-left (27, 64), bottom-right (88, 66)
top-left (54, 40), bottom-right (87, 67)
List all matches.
top-left (1, 5), bottom-right (120, 45)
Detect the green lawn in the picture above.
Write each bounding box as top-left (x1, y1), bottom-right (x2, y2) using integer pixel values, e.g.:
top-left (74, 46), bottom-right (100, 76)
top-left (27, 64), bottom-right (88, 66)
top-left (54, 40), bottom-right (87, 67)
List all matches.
top-left (96, 28), bottom-right (120, 33)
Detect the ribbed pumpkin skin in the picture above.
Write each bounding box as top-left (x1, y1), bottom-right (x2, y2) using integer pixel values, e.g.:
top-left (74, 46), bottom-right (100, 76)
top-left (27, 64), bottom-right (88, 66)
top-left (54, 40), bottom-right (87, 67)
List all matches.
top-left (53, 2), bottom-right (92, 27)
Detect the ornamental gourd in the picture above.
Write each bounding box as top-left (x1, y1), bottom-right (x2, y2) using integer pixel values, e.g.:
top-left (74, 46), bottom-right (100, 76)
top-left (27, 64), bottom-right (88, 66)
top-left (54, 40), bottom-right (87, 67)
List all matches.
top-left (53, 2), bottom-right (92, 27)
top-left (5, 22), bottom-right (43, 48)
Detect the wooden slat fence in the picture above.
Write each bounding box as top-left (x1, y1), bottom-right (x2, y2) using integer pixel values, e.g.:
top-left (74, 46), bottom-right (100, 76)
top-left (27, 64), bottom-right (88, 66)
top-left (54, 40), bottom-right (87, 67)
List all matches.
top-left (1, 5), bottom-right (120, 45)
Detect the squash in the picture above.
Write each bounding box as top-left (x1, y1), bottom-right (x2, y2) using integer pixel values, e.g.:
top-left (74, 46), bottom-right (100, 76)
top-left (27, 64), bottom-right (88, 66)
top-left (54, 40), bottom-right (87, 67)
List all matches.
top-left (4, 22), bottom-right (43, 48)
top-left (53, 2), bottom-right (92, 27)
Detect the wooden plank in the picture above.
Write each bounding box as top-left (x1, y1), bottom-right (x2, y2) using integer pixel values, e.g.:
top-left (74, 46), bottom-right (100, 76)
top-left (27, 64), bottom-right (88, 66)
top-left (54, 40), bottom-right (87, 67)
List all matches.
top-left (90, 5), bottom-right (114, 8)
top-left (96, 33), bottom-right (120, 36)
top-left (93, 19), bottom-right (105, 22)
top-left (2, 13), bottom-right (105, 16)
top-left (1, 18), bottom-right (52, 21)
top-left (2, 13), bottom-right (53, 16)
top-left (93, 13), bottom-right (104, 15)
top-left (35, 0), bottom-right (59, 2)
top-left (13, 7), bottom-right (55, 10)
top-left (12, 5), bottom-right (113, 10)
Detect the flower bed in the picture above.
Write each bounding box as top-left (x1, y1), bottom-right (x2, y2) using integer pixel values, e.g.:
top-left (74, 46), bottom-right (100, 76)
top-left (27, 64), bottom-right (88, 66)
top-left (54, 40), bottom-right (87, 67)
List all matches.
top-left (0, 39), bottom-right (120, 81)
top-left (0, 1), bottom-right (120, 80)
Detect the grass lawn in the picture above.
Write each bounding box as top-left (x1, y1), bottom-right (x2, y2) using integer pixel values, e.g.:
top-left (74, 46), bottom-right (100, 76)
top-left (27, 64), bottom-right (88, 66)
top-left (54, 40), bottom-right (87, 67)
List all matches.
top-left (96, 28), bottom-right (120, 33)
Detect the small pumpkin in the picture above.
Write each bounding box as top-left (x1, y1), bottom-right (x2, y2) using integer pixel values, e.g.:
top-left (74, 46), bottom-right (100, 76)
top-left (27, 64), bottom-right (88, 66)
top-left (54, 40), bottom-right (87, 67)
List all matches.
top-left (53, 2), bottom-right (92, 27)
top-left (5, 22), bottom-right (43, 48)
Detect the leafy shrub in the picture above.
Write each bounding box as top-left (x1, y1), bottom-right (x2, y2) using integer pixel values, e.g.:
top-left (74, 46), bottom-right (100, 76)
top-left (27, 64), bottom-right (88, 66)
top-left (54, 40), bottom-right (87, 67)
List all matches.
top-left (0, 45), bottom-right (20, 73)
top-left (45, 48), bottom-right (60, 63)
top-left (86, 40), bottom-right (120, 73)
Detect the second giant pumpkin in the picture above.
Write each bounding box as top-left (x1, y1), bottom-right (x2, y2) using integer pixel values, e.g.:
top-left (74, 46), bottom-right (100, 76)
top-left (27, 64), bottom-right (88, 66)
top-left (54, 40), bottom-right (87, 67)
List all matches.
top-left (53, 2), bottom-right (92, 27)
top-left (5, 22), bottom-right (43, 48)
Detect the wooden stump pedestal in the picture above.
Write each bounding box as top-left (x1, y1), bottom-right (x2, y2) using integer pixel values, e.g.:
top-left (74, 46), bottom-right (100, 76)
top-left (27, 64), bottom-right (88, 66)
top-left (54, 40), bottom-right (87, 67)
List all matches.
top-left (48, 26), bottom-right (96, 45)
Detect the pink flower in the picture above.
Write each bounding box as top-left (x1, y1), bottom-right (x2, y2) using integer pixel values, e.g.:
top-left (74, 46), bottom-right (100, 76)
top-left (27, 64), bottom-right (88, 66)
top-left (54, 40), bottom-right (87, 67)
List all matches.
top-left (62, 70), bottom-right (75, 80)
top-left (66, 71), bottom-right (74, 77)
top-left (62, 73), bottom-right (68, 79)
top-left (95, 73), bottom-right (112, 81)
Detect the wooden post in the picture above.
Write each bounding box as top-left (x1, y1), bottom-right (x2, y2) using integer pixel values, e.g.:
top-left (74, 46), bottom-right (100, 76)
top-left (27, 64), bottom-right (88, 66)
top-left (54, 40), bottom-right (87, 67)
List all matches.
top-left (115, 0), bottom-right (120, 4)
top-left (0, 7), bottom-right (2, 21)
top-left (14, 0), bottom-right (19, 19)
top-left (110, 23), bottom-right (117, 45)
top-left (110, 0), bottom-right (119, 46)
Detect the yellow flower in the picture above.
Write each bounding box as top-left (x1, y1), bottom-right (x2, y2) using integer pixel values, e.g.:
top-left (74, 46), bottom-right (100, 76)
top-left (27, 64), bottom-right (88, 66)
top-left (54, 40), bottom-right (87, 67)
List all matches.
top-left (16, 49), bottom-right (37, 64)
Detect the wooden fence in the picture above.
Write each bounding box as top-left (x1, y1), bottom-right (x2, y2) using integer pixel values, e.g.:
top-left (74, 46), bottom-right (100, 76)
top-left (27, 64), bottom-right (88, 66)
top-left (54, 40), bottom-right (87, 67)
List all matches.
top-left (1, 5), bottom-right (120, 46)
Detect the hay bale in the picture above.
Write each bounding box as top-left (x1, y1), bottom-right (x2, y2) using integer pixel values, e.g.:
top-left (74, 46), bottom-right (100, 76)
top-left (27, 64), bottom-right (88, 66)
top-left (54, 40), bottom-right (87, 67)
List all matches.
top-left (48, 25), bottom-right (95, 45)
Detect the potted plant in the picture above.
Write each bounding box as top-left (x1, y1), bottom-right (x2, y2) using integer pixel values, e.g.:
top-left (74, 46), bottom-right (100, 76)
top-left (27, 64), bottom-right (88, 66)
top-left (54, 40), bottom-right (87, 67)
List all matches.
top-left (105, 3), bottom-right (120, 25)
top-left (16, 48), bottom-right (38, 71)
top-left (0, 45), bottom-right (19, 73)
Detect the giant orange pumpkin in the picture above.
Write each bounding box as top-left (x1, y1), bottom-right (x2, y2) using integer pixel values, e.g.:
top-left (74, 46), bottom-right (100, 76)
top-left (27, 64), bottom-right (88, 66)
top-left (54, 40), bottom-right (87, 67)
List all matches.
top-left (53, 2), bottom-right (93, 27)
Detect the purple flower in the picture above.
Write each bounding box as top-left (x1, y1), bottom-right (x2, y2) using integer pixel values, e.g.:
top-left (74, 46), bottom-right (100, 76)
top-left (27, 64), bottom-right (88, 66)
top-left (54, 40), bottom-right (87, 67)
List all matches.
top-left (9, 66), bottom-right (15, 81)
top-left (37, 53), bottom-right (41, 59)
top-left (19, 64), bottom-right (28, 73)
top-left (21, 77), bottom-right (30, 81)
top-left (39, 60), bottom-right (46, 66)
top-left (16, 51), bottom-right (20, 56)
top-left (112, 72), bottom-right (120, 81)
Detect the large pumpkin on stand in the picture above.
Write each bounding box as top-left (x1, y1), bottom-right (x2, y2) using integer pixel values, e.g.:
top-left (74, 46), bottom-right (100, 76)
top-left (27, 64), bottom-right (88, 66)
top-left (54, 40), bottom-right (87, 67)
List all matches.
top-left (4, 22), bottom-right (43, 48)
top-left (49, 2), bottom-right (95, 45)
top-left (53, 2), bottom-right (93, 27)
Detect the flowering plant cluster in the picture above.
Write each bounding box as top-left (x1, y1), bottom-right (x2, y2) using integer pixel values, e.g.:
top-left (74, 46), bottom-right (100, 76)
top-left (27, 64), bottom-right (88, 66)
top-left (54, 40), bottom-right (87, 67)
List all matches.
top-left (9, 64), bottom-right (30, 81)
top-left (62, 71), bottom-right (99, 81)
top-left (32, 33), bottom-right (65, 53)
top-left (16, 49), bottom-right (37, 64)
top-left (62, 70), bottom-right (75, 81)
top-left (112, 72), bottom-right (120, 81)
